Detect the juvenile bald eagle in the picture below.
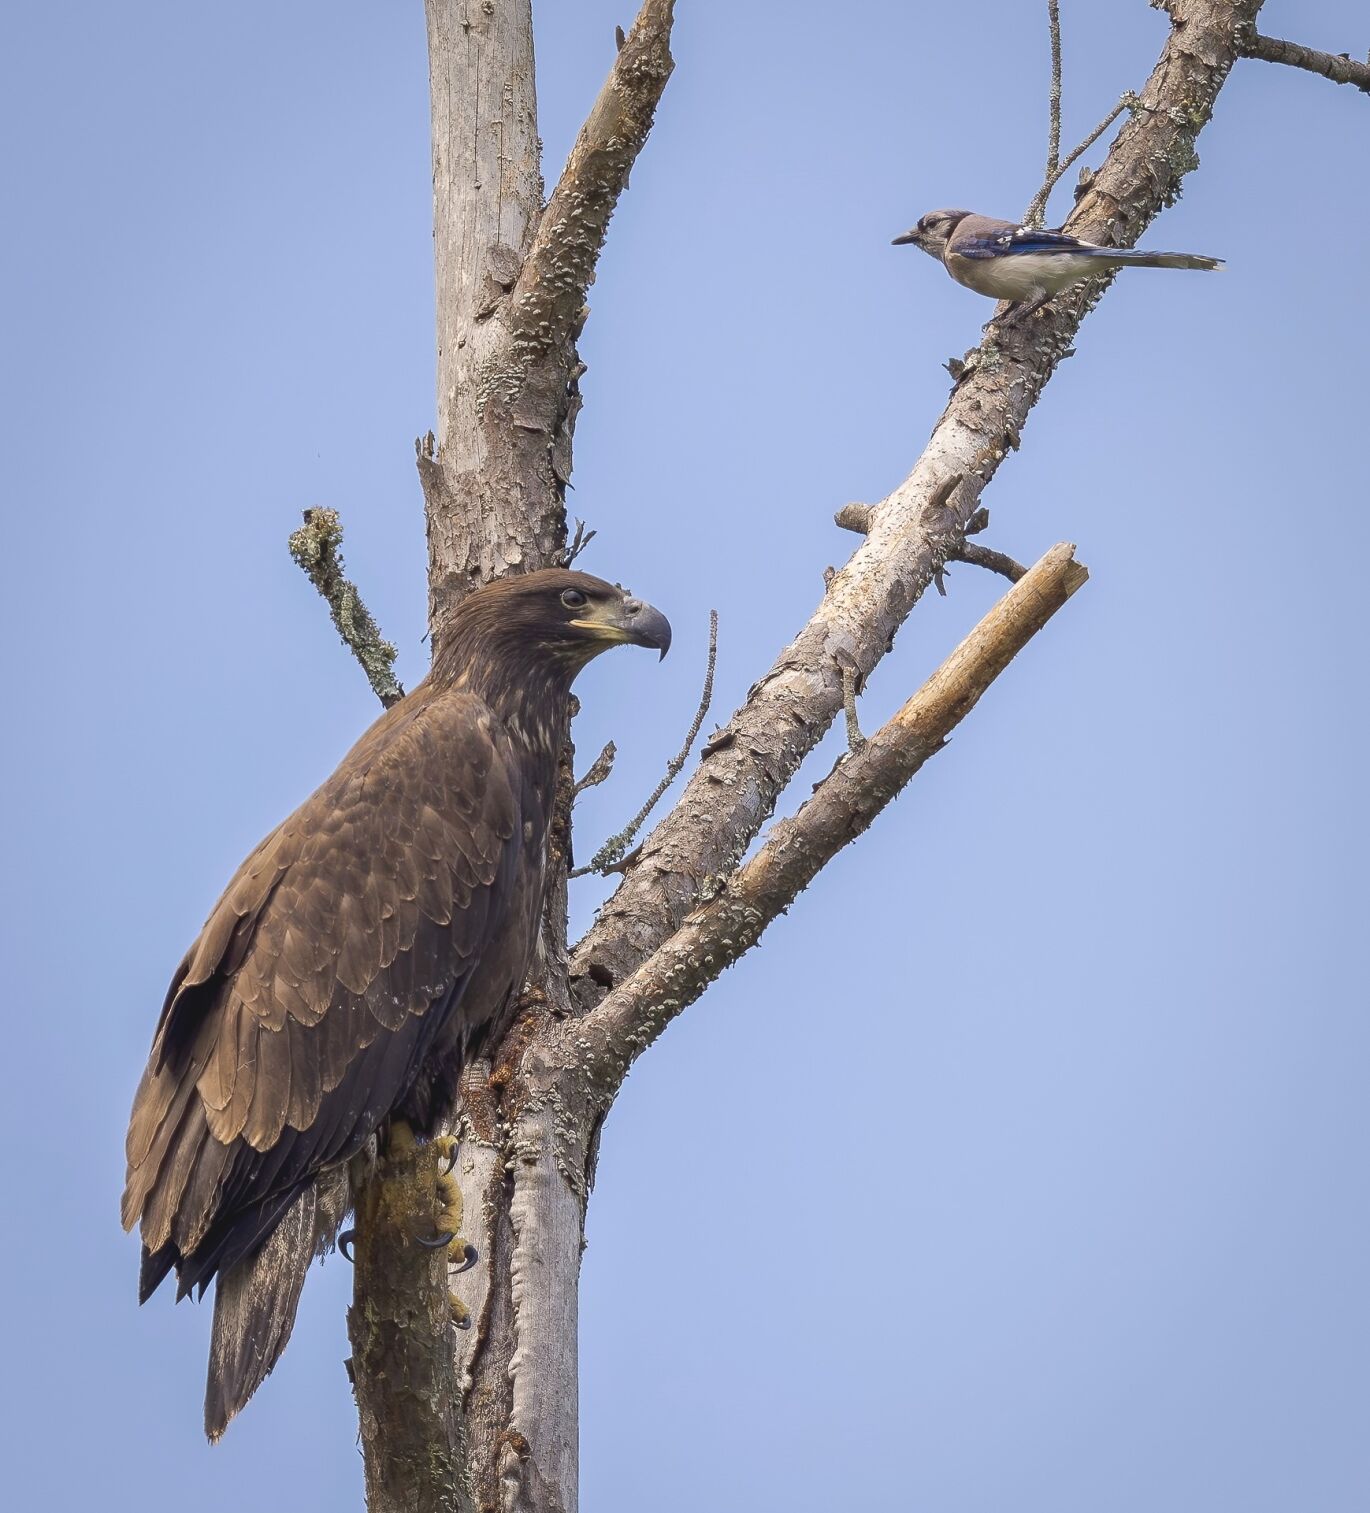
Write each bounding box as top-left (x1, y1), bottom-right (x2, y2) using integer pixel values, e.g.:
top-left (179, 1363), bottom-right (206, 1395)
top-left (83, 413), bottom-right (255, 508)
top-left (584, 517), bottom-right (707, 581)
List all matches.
top-left (122, 569), bottom-right (670, 1438)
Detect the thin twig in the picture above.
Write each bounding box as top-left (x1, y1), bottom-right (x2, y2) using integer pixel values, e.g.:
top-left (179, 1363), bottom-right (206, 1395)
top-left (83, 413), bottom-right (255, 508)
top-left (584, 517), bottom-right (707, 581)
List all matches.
top-left (1024, 93), bottom-right (1141, 228)
top-left (571, 610), bottom-right (718, 877)
top-left (288, 507), bottom-right (404, 708)
top-left (1025, 0), bottom-right (1064, 229)
top-left (947, 541), bottom-right (1028, 583)
top-left (559, 518), bottom-right (597, 567)
top-left (573, 741), bottom-right (617, 797)
top-left (1240, 32), bottom-right (1370, 93)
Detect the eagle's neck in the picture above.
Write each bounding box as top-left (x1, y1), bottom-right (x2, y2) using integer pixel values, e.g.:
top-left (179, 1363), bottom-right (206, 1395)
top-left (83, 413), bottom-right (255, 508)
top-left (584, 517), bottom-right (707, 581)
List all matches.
top-left (439, 634), bottom-right (575, 780)
top-left (490, 674), bottom-right (573, 773)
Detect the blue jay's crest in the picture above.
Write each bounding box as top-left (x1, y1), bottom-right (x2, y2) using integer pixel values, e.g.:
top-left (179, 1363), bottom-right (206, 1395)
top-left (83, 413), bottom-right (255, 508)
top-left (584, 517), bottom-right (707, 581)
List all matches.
top-left (892, 207), bottom-right (1223, 314)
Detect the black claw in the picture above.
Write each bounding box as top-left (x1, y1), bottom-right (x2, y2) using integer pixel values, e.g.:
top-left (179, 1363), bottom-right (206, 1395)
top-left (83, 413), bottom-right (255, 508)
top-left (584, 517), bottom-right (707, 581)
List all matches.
top-left (338, 1229), bottom-right (357, 1264)
top-left (416, 1235), bottom-right (479, 1272)
top-left (441, 1143), bottom-right (460, 1175)
top-left (454, 1313), bottom-right (472, 1331)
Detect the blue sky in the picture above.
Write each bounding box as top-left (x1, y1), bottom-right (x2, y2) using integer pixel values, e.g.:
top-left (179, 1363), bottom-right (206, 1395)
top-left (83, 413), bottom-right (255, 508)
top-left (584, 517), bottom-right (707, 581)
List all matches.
top-left (3, 2), bottom-right (1367, 1508)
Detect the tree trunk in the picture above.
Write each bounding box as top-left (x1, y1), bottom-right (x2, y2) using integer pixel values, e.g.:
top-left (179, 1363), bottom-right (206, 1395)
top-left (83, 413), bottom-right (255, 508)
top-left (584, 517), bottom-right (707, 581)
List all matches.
top-left (343, 3), bottom-right (1267, 1510)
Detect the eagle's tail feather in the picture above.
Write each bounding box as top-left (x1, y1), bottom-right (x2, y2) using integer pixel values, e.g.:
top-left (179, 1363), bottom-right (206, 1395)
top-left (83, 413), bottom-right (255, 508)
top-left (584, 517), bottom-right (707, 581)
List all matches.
top-left (204, 1182), bottom-right (318, 1442)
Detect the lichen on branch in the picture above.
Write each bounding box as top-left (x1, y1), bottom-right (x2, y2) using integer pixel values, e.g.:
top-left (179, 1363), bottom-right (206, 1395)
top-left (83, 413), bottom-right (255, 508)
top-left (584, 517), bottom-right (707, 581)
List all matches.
top-left (288, 507), bottom-right (404, 708)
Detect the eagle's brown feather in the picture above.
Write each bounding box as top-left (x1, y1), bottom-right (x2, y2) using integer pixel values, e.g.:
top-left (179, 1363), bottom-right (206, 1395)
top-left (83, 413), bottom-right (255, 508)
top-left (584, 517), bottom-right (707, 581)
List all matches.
top-left (121, 569), bottom-right (669, 1438)
top-left (124, 686), bottom-right (521, 1266)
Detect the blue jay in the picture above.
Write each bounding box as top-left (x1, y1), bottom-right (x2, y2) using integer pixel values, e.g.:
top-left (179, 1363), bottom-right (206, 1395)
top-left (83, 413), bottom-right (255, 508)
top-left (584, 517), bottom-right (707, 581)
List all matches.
top-left (892, 209), bottom-right (1223, 318)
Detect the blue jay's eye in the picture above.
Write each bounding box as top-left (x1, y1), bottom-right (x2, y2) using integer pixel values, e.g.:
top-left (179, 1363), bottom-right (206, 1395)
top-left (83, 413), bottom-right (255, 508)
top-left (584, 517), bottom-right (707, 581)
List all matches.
top-left (561, 589), bottom-right (588, 609)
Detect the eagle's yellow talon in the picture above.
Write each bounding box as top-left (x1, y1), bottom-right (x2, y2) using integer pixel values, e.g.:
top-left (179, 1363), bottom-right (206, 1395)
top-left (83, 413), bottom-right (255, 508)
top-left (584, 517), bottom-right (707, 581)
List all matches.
top-left (435, 1167), bottom-right (464, 1238)
top-left (432, 1134), bottom-right (459, 1173)
top-left (419, 1162), bottom-right (478, 1272)
top-left (449, 1291), bottom-right (472, 1330)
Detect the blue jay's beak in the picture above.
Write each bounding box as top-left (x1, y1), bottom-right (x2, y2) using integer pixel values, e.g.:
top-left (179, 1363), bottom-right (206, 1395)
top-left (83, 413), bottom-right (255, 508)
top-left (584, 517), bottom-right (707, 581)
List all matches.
top-left (891, 228), bottom-right (920, 246)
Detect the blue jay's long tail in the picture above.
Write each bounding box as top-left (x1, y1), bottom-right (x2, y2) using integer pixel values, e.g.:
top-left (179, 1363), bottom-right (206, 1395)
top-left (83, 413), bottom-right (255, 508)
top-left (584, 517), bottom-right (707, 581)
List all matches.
top-left (1088, 248), bottom-right (1223, 272)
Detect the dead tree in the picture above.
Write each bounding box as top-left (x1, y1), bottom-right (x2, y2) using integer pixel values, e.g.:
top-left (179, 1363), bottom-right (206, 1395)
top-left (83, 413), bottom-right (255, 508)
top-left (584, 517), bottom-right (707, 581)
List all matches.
top-left (277, 1), bottom-right (1365, 1507)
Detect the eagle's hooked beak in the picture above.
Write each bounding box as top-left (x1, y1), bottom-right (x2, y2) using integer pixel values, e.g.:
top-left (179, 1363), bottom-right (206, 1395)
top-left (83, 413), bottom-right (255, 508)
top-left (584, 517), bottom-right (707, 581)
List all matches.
top-left (572, 596), bottom-right (673, 660)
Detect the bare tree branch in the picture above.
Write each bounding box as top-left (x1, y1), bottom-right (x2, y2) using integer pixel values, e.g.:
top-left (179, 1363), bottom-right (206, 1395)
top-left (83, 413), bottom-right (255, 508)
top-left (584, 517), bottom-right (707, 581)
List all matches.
top-left (948, 541), bottom-right (1028, 583)
top-left (508, 0), bottom-right (676, 363)
top-left (840, 658), bottom-right (866, 753)
top-left (573, 740), bottom-right (617, 797)
top-left (1241, 31), bottom-right (1370, 93)
top-left (288, 507), bottom-right (404, 707)
top-left (570, 544), bottom-right (1087, 1098)
top-left (570, 0), bottom-right (1264, 1011)
top-left (571, 609), bottom-right (718, 877)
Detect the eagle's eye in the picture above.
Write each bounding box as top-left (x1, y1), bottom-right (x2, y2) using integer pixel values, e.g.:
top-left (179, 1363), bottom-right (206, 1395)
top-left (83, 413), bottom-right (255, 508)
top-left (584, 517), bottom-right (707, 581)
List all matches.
top-left (560, 588), bottom-right (588, 610)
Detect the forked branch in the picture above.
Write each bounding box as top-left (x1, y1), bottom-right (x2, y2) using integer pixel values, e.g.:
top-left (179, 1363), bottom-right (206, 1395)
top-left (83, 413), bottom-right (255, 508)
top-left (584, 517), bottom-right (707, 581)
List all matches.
top-left (948, 541), bottom-right (1028, 583)
top-left (1022, 92), bottom-right (1141, 228)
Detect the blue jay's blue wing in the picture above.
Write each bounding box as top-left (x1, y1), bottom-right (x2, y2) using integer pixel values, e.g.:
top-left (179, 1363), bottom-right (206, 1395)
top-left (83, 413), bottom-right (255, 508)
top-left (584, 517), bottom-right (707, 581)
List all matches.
top-left (956, 228), bottom-right (1101, 260)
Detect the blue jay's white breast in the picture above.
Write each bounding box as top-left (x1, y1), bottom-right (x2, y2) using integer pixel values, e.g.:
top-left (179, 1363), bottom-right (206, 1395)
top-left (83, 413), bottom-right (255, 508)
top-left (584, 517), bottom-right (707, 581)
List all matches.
top-left (945, 249), bottom-right (1096, 301)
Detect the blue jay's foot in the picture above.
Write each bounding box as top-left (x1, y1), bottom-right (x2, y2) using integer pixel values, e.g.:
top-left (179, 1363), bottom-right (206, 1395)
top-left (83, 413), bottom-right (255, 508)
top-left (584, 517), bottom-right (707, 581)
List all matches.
top-left (990, 293), bottom-right (1053, 331)
top-left (1013, 291), bottom-right (1055, 321)
top-left (983, 299), bottom-right (1019, 332)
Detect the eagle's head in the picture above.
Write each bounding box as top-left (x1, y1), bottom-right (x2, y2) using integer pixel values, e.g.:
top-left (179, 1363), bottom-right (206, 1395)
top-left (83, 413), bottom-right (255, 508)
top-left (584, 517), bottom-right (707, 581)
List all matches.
top-left (437, 569), bottom-right (672, 693)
